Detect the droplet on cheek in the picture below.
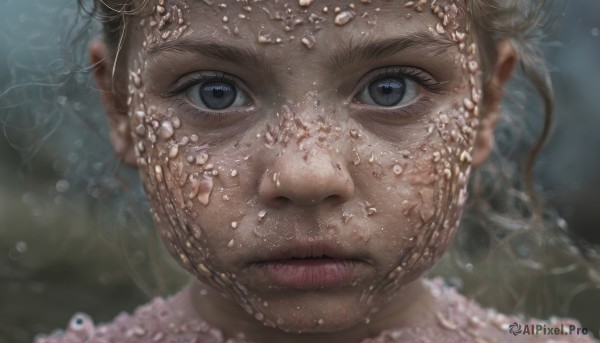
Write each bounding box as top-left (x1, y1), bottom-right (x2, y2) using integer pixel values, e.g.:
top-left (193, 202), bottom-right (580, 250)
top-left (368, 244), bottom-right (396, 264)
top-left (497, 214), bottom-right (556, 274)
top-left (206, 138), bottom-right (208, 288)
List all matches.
top-left (168, 145), bottom-right (179, 158)
top-left (187, 173), bottom-right (213, 206)
top-left (257, 209), bottom-right (267, 222)
top-left (159, 121), bottom-right (174, 139)
top-left (392, 164), bottom-right (403, 176)
top-left (155, 165), bottom-right (163, 182)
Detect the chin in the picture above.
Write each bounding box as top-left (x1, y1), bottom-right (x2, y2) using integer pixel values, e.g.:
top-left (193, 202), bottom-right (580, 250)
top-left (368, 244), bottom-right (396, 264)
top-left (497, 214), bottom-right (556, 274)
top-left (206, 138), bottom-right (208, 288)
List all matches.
top-left (246, 289), bottom-right (370, 333)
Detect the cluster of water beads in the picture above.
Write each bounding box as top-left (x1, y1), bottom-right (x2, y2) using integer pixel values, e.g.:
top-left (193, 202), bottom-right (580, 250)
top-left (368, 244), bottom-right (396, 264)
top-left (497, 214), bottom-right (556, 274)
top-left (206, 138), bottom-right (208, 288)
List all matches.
top-left (141, 0), bottom-right (190, 49)
top-left (203, 0), bottom-right (402, 50)
top-left (119, 0), bottom-right (523, 339)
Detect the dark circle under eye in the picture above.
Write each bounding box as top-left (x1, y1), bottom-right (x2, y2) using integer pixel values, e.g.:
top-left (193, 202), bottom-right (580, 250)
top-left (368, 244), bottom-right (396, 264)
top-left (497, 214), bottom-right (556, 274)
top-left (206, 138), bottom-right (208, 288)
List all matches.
top-left (368, 78), bottom-right (406, 107)
top-left (199, 81), bottom-right (237, 110)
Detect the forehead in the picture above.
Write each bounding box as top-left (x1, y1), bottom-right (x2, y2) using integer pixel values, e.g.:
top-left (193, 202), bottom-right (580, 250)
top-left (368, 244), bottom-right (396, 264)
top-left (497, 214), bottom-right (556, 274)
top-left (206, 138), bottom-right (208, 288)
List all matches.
top-left (142, 0), bottom-right (467, 57)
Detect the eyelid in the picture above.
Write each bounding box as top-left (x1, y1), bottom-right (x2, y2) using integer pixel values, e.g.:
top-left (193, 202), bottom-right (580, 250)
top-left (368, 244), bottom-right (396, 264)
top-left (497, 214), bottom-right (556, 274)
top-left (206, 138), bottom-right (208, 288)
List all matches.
top-left (162, 71), bottom-right (251, 98)
top-left (352, 66), bottom-right (443, 99)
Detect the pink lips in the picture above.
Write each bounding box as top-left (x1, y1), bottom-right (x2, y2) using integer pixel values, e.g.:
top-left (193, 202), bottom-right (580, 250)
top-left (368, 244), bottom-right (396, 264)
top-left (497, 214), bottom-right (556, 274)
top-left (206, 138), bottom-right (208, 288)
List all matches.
top-left (256, 258), bottom-right (359, 289)
top-left (248, 240), bottom-right (366, 289)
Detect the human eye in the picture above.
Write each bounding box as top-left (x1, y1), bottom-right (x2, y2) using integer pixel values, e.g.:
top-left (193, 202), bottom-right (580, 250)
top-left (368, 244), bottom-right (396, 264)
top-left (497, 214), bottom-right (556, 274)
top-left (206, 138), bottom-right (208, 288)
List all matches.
top-left (354, 66), bottom-right (442, 108)
top-left (168, 71), bottom-right (250, 111)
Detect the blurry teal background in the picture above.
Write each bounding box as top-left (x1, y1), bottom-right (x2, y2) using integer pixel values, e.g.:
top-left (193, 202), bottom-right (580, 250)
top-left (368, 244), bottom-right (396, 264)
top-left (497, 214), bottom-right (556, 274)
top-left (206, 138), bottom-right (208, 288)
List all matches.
top-left (1, 0), bottom-right (599, 342)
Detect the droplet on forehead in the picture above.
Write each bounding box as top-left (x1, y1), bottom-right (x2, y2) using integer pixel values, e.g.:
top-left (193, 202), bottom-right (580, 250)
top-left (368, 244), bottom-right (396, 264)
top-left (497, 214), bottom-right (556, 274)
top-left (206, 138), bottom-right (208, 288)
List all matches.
top-left (334, 11), bottom-right (355, 26)
top-left (298, 0), bottom-right (314, 7)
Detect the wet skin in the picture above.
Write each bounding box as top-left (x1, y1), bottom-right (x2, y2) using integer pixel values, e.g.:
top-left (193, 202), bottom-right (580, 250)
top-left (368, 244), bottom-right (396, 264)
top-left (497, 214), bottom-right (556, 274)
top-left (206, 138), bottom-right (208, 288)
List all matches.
top-left (92, 0), bottom-right (512, 342)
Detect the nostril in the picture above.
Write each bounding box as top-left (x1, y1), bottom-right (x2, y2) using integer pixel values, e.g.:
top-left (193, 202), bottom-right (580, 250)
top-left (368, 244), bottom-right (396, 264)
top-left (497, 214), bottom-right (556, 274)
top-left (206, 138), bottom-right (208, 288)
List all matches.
top-left (324, 194), bottom-right (343, 204)
top-left (272, 196), bottom-right (289, 207)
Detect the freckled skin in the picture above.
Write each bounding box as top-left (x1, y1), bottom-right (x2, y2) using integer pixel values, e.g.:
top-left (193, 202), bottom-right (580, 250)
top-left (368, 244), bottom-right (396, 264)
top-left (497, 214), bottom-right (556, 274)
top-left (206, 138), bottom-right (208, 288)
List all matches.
top-left (107, 0), bottom-right (489, 342)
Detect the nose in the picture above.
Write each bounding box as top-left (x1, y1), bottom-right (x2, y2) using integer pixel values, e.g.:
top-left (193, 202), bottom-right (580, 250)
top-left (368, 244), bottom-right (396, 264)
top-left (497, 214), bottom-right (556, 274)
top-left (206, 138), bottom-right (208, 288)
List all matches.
top-left (259, 150), bottom-right (354, 207)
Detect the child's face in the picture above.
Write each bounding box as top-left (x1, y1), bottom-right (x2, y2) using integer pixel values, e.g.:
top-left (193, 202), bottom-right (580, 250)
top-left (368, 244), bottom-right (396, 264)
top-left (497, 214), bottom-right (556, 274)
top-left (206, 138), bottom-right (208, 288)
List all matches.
top-left (98, 0), bottom-right (494, 333)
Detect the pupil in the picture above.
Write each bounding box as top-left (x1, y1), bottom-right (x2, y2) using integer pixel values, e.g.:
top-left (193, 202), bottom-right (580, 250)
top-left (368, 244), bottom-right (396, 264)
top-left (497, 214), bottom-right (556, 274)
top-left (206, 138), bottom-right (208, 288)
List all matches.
top-left (369, 78), bottom-right (406, 107)
top-left (213, 89), bottom-right (224, 98)
top-left (200, 81), bottom-right (236, 110)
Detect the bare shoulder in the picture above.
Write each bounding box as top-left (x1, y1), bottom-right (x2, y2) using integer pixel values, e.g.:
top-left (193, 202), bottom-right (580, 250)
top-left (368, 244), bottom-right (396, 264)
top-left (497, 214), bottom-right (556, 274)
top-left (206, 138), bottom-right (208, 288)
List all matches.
top-left (425, 278), bottom-right (598, 343)
top-left (365, 278), bottom-right (597, 343)
top-left (33, 289), bottom-right (246, 343)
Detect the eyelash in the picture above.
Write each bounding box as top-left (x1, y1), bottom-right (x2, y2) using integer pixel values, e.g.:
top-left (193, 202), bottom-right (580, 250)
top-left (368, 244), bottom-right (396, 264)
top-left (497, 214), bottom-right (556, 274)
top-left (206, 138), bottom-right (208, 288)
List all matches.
top-left (164, 72), bottom-right (249, 123)
top-left (165, 67), bottom-right (443, 123)
top-left (359, 66), bottom-right (443, 94)
top-left (352, 66), bottom-right (443, 121)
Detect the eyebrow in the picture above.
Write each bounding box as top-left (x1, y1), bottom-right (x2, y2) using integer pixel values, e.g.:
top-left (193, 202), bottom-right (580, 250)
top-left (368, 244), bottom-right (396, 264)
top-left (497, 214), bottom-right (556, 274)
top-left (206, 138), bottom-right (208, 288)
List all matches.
top-left (147, 37), bottom-right (272, 71)
top-left (147, 31), bottom-right (455, 72)
top-left (328, 32), bottom-right (456, 71)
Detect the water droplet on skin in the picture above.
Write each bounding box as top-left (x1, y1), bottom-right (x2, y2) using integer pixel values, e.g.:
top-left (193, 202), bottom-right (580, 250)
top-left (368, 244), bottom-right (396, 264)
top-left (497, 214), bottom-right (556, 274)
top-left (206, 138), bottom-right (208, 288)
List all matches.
top-left (130, 71), bottom-right (141, 88)
top-left (334, 10), bottom-right (355, 26)
top-left (230, 169), bottom-right (238, 177)
top-left (159, 121), bottom-right (174, 139)
top-left (255, 312), bottom-right (264, 321)
top-left (155, 165), bottom-right (164, 182)
top-left (342, 212), bottom-right (353, 224)
top-left (317, 318), bottom-right (324, 325)
top-left (168, 145), bottom-right (179, 158)
top-left (392, 164), bottom-right (403, 176)
top-left (171, 116), bottom-right (181, 128)
top-left (298, 0), bottom-right (314, 7)
top-left (195, 152), bottom-right (209, 165)
top-left (277, 318), bottom-right (285, 325)
top-left (435, 22), bottom-right (445, 34)
top-left (468, 60), bottom-right (478, 73)
top-left (301, 35), bottom-right (316, 49)
top-left (227, 239), bottom-right (235, 248)
top-left (460, 150), bottom-right (472, 163)
top-left (439, 113), bottom-right (449, 124)
top-left (222, 194), bottom-right (230, 201)
top-left (436, 311), bottom-right (458, 330)
top-left (258, 32), bottom-right (272, 43)
top-left (258, 210), bottom-right (267, 220)
top-left (263, 301), bottom-right (269, 307)
top-left (197, 177), bottom-right (213, 205)
top-left (366, 207), bottom-right (377, 216)
top-left (190, 134), bottom-right (199, 142)
top-left (198, 263), bottom-right (211, 277)
top-left (231, 221), bottom-right (238, 229)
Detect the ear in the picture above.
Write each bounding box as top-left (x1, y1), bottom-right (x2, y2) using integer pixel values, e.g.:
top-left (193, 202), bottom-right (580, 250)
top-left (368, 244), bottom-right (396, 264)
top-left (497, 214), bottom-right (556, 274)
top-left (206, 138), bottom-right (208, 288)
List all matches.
top-left (89, 39), bottom-right (138, 168)
top-left (471, 40), bottom-right (516, 167)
